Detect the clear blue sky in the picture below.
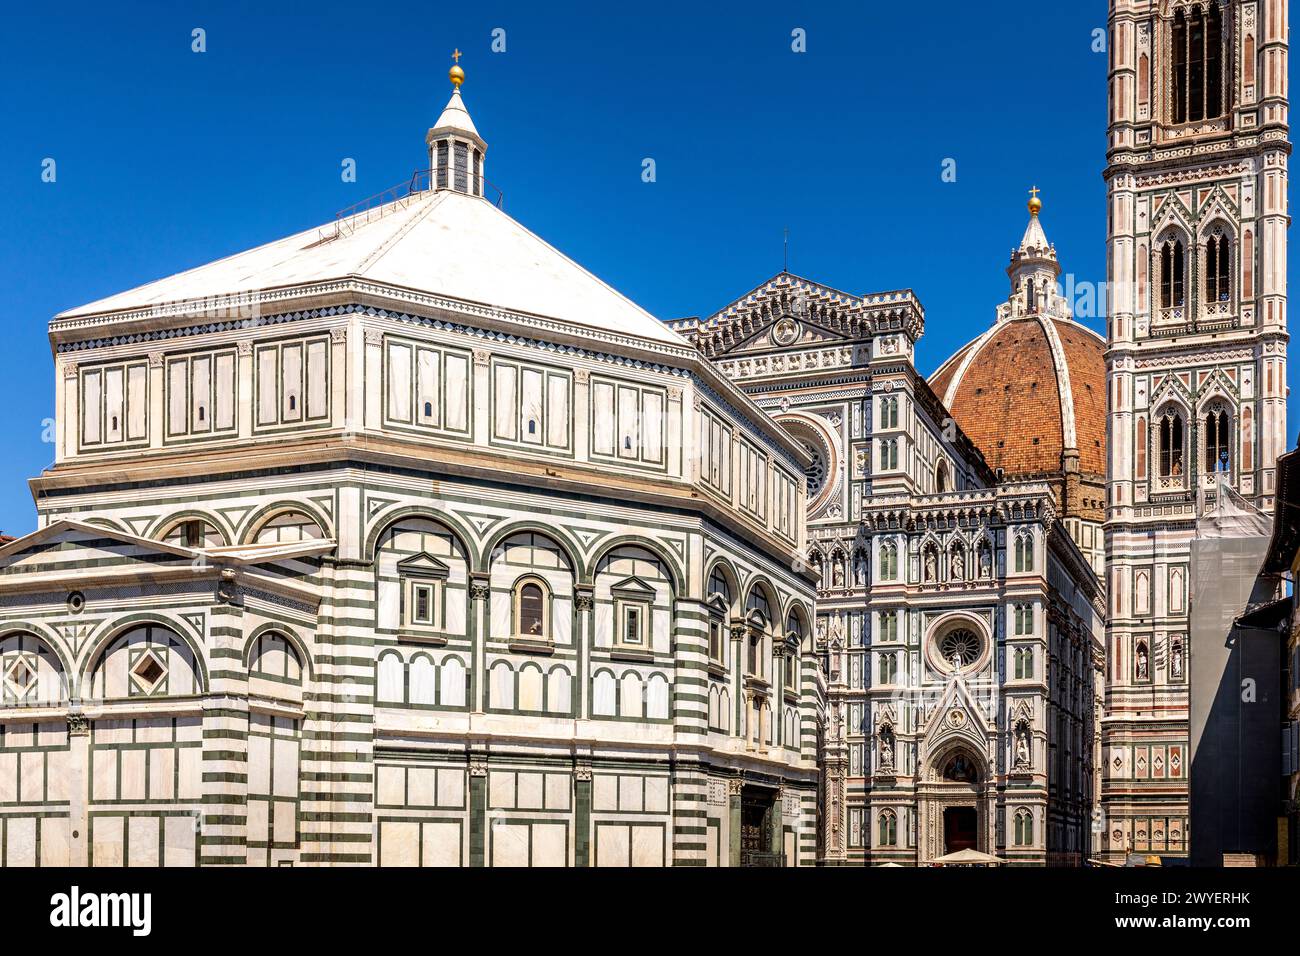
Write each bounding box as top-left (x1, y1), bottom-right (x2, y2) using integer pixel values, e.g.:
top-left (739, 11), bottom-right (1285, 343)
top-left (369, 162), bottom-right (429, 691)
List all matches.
top-left (0, 1), bottom-right (1293, 534)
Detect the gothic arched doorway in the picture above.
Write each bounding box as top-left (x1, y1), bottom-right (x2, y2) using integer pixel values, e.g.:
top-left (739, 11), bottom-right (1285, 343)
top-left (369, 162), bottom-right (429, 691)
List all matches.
top-left (944, 806), bottom-right (978, 853)
top-left (918, 743), bottom-right (991, 862)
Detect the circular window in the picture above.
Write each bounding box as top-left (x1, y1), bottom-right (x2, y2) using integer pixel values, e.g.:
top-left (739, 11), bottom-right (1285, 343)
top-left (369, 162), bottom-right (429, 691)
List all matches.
top-left (801, 442), bottom-right (827, 498)
top-left (939, 628), bottom-right (981, 669)
top-left (776, 415), bottom-right (838, 509)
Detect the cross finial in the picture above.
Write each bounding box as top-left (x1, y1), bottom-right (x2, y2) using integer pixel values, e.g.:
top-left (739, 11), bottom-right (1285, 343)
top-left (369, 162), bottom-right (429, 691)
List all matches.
top-left (1027, 185), bottom-right (1042, 216)
top-left (449, 49), bottom-right (465, 89)
top-left (1029, 185), bottom-right (1041, 201)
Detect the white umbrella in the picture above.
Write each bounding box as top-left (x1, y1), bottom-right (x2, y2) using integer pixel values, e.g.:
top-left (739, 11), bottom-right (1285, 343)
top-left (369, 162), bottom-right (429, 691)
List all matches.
top-left (929, 848), bottom-right (1005, 866)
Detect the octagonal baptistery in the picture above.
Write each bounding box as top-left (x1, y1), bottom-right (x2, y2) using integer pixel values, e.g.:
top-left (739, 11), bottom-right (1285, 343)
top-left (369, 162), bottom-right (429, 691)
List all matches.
top-left (0, 65), bottom-right (820, 868)
top-left (928, 200), bottom-right (1108, 575)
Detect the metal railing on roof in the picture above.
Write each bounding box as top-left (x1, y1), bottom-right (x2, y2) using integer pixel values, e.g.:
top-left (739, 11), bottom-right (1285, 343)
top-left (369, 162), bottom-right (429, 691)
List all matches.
top-left (316, 168), bottom-right (504, 242)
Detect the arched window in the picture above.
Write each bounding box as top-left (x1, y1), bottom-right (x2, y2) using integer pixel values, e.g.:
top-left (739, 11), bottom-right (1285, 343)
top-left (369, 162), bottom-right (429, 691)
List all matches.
top-left (745, 586), bottom-right (772, 627)
top-left (707, 566), bottom-right (734, 665)
top-left (1203, 405), bottom-right (1231, 473)
top-left (1172, 4), bottom-right (1224, 123)
top-left (878, 810), bottom-right (898, 847)
top-left (935, 460), bottom-right (949, 493)
top-left (0, 633), bottom-right (68, 706)
top-left (1013, 533), bottom-right (1034, 573)
top-left (1026, 277), bottom-right (1036, 313)
top-left (1205, 231), bottom-right (1231, 303)
top-left (1158, 408), bottom-right (1186, 478)
top-left (879, 438), bottom-right (898, 470)
top-left (1172, 10), bottom-right (1188, 122)
top-left (1014, 646), bottom-right (1034, 680)
top-left (708, 566), bottom-right (733, 607)
top-left (878, 652), bottom-right (897, 685)
top-left (249, 632), bottom-right (303, 685)
top-left (89, 624), bottom-right (201, 699)
top-left (1014, 808), bottom-right (1034, 847)
top-left (784, 613), bottom-right (804, 692)
top-left (879, 541), bottom-right (898, 581)
top-left (161, 517), bottom-right (226, 549)
top-left (1160, 238), bottom-right (1186, 308)
top-left (744, 587), bottom-right (773, 679)
top-left (879, 396), bottom-right (898, 430)
top-left (514, 578), bottom-right (549, 640)
top-left (252, 510), bottom-right (325, 544)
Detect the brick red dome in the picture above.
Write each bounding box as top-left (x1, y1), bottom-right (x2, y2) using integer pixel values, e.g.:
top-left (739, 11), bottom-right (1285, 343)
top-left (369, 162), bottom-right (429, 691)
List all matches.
top-left (929, 315), bottom-right (1106, 479)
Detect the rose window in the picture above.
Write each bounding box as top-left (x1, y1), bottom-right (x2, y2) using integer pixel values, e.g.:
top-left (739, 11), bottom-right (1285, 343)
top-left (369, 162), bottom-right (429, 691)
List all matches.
top-left (939, 629), bottom-right (981, 668)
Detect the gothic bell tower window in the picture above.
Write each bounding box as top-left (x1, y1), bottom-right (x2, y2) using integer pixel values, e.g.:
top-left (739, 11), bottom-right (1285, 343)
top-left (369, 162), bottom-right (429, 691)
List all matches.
top-left (1159, 238), bottom-right (1186, 310)
top-left (1203, 405), bottom-right (1231, 473)
top-left (1171, 4), bottom-right (1224, 125)
top-left (1157, 408), bottom-right (1186, 479)
top-left (1204, 229), bottom-right (1231, 306)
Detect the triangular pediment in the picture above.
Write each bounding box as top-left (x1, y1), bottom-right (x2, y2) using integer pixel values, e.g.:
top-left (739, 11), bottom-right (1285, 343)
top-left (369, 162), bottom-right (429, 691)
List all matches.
top-left (921, 676), bottom-right (993, 742)
top-left (725, 315), bottom-right (855, 356)
top-left (690, 273), bottom-right (873, 357)
top-left (396, 552), bottom-right (451, 579)
top-left (609, 574), bottom-right (657, 598)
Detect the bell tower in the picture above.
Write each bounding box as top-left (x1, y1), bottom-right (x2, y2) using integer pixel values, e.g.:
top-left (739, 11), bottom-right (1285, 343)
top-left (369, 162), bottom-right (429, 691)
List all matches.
top-left (1102, 0), bottom-right (1289, 862)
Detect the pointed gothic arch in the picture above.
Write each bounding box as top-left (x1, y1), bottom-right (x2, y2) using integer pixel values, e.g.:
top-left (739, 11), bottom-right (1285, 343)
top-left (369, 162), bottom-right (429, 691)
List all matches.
top-left (1154, 400), bottom-right (1189, 479)
top-left (1156, 229), bottom-right (1188, 311)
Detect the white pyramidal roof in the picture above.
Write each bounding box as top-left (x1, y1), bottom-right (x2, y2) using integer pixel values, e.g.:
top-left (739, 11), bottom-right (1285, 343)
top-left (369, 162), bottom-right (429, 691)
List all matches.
top-left (56, 187), bottom-right (685, 346)
top-left (430, 88), bottom-right (481, 140)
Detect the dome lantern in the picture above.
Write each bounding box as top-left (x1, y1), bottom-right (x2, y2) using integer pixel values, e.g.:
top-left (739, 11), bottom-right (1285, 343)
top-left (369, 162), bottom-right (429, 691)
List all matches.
top-left (426, 49), bottom-right (488, 198)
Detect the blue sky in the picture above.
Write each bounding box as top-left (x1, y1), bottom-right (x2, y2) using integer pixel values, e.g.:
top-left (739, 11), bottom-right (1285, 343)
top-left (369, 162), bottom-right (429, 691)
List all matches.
top-left (0, 1), bottom-right (1292, 534)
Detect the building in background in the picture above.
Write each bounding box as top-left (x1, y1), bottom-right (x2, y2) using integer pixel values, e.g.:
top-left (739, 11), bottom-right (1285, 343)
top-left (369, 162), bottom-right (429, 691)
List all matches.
top-left (1101, 0), bottom-right (1290, 863)
top-left (671, 201), bottom-right (1105, 866)
top-left (1260, 446), bottom-right (1300, 866)
top-left (0, 64), bottom-right (823, 868)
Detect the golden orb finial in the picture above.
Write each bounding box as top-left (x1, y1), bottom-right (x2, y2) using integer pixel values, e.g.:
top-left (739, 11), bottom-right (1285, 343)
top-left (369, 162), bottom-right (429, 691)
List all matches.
top-left (1028, 185), bottom-right (1042, 216)
top-left (449, 48), bottom-right (464, 89)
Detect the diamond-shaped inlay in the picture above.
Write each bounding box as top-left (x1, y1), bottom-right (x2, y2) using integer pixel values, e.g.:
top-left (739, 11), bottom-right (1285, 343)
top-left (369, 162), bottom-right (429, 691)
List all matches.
top-left (4, 657), bottom-right (36, 698)
top-left (131, 650), bottom-right (167, 693)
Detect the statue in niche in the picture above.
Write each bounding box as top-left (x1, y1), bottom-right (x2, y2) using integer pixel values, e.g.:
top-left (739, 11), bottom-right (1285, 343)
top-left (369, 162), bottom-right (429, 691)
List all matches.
top-left (1136, 644), bottom-right (1149, 681)
top-left (978, 542), bottom-right (992, 579)
top-left (879, 726), bottom-right (895, 771)
top-left (832, 557), bottom-right (845, 589)
top-left (828, 612), bottom-right (845, 646)
top-left (1171, 640), bottom-right (1184, 679)
top-left (1015, 727), bottom-right (1031, 770)
top-left (924, 548), bottom-right (937, 582)
top-left (950, 549), bottom-right (965, 580)
top-left (854, 551), bottom-right (868, 587)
